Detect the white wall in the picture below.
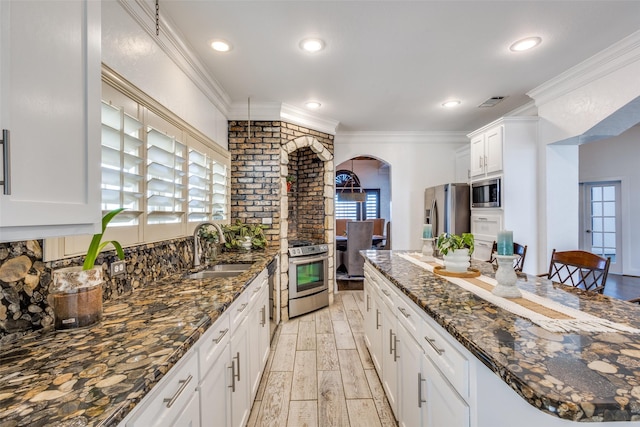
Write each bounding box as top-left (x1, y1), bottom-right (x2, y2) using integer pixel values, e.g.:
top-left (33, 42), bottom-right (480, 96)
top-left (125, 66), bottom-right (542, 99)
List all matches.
top-left (579, 125), bottom-right (640, 276)
top-left (334, 133), bottom-right (467, 250)
top-left (336, 159), bottom-right (391, 222)
top-left (530, 31), bottom-right (640, 272)
top-left (101, 1), bottom-right (229, 149)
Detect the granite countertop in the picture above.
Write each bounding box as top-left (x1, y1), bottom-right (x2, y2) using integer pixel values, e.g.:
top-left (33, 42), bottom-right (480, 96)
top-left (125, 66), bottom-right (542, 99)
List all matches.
top-left (363, 250), bottom-right (640, 423)
top-left (0, 247), bottom-right (279, 427)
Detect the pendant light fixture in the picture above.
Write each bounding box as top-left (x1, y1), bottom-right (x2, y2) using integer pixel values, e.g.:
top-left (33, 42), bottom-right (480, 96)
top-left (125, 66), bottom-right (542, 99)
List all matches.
top-left (338, 159), bottom-right (366, 202)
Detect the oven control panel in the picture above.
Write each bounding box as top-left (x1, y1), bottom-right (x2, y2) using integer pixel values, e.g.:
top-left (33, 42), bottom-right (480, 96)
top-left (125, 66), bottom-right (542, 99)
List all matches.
top-left (288, 244), bottom-right (329, 258)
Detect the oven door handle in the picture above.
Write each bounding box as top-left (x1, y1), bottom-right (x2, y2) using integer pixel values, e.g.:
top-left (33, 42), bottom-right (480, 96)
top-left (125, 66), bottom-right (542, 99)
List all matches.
top-left (289, 254), bottom-right (329, 265)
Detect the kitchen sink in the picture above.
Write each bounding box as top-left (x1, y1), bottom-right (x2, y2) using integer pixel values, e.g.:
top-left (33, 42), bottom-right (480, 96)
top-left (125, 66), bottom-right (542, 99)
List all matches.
top-left (185, 263), bottom-right (252, 279)
top-left (208, 263), bottom-right (252, 272)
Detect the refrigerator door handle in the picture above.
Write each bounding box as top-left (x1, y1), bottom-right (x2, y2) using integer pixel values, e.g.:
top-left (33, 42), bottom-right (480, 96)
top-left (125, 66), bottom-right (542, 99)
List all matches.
top-left (431, 198), bottom-right (438, 237)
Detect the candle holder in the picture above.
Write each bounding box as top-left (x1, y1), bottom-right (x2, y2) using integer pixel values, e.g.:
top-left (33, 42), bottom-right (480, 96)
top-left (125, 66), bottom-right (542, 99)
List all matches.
top-left (491, 255), bottom-right (522, 298)
top-left (421, 238), bottom-right (435, 260)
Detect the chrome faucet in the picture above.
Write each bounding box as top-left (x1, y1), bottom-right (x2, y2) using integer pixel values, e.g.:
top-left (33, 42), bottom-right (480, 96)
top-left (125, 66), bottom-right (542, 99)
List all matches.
top-left (193, 222), bottom-right (226, 267)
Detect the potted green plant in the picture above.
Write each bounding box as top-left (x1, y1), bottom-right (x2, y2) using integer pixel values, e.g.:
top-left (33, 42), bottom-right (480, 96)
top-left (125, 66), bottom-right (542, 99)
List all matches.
top-left (222, 219), bottom-right (268, 250)
top-left (286, 175), bottom-right (296, 192)
top-left (51, 208), bottom-right (125, 330)
top-left (436, 232), bottom-right (474, 273)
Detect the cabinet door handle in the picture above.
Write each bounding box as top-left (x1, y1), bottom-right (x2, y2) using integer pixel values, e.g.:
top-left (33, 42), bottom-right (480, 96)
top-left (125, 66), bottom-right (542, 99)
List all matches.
top-left (418, 372), bottom-right (426, 408)
top-left (398, 307), bottom-right (410, 318)
top-left (366, 294), bottom-right (370, 312)
top-left (484, 155), bottom-right (488, 169)
top-left (228, 361), bottom-right (236, 392)
top-left (393, 334), bottom-right (399, 362)
top-left (479, 155), bottom-right (483, 168)
top-left (375, 309), bottom-right (381, 330)
top-left (1, 129), bottom-right (10, 195)
top-left (214, 328), bottom-right (229, 344)
top-left (424, 336), bottom-right (445, 355)
top-left (163, 374), bottom-right (193, 408)
top-left (233, 351), bottom-right (241, 381)
top-left (389, 329), bottom-right (394, 355)
top-left (260, 305), bottom-right (266, 326)
top-left (237, 303), bottom-right (248, 313)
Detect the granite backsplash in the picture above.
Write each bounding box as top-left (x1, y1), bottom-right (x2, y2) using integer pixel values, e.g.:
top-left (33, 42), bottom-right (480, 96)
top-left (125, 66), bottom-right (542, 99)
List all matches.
top-left (0, 238), bottom-right (194, 344)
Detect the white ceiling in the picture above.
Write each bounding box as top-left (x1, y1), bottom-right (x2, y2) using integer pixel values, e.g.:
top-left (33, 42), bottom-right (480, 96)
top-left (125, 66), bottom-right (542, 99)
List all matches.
top-left (160, 1), bottom-right (640, 133)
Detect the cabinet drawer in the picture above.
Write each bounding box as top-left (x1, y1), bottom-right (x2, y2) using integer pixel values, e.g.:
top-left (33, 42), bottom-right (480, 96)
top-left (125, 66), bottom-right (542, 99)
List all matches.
top-left (396, 293), bottom-right (422, 344)
top-left (230, 291), bottom-right (249, 332)
top-left (127, 349), bottom-right (198, 427)
top-left (247, 269), bottom-right (268, 308)
top-left (421, 316), bottom-right (469, 400)
top-left (471, 213), bottom-right (502, 242)
top-left (198, 311), bottom-right (231, 379)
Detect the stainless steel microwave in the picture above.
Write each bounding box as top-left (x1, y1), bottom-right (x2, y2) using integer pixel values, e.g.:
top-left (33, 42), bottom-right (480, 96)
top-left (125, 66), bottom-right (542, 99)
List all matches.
top-left (471, 178), bottom-right (501, 208)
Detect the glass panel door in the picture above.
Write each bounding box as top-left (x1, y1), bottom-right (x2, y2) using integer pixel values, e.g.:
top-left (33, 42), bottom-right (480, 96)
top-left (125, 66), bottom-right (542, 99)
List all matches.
top-left (583, 182), bottom-right (622, 274)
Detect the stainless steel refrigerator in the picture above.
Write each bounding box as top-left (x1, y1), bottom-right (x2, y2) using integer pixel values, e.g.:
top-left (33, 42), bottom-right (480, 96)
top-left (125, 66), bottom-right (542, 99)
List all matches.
top-left (424, 183), bottom-right (470, 237)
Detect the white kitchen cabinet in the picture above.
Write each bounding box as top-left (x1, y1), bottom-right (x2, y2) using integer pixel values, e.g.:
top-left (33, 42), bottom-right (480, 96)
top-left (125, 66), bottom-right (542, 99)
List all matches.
top-left (0, 0), bottom-right (101, 242)
top-left (380, 291), bottom-right (399, 418)
top-left (422, 351), bottom-right (469, 427)
top-left (363, 276), bottom-right (383, 373)
top-left (121, 268), bottom-right (271, 427)
top-left (248, 270), bottom-right (270, 401)
top-left (468, 117), bottom-right (539, 273)
top-left (469, 124), bottom-right (503, 179)
top-left (126, 349), bottom-right (199, 427)
top-left (397, 322), bottom-right (424, 427)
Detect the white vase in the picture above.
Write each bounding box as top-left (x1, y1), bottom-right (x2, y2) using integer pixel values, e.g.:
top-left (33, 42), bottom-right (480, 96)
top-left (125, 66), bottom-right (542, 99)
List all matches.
top-left (443, 248), bottom-right (470, 273)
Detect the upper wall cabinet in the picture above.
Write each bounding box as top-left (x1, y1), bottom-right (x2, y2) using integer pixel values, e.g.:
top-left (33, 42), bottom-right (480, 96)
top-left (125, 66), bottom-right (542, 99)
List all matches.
top-left (469, 125), bottom-right (503, 179)
top-left (0, 1), bottom-right (101, 242)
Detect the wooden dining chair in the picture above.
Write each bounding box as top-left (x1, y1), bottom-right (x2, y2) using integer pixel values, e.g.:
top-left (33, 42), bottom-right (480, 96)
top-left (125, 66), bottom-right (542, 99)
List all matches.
top-left (488, 241), bottom-right (528, 272)
top-left (542, 249), bottom-right (611, 294)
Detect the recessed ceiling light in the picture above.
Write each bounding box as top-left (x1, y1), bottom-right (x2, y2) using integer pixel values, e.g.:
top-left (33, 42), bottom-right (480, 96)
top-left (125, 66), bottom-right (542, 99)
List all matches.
top-left (300, 38), bottom-right (325, 53)
top-left (305, 101), bottom-right (322, 109)
top-left (442, 100), bottom-right (461, 108)
top-left (211, 39), bottom-right (231, 52)
top-left (509, 37), bottom-right (542, 52)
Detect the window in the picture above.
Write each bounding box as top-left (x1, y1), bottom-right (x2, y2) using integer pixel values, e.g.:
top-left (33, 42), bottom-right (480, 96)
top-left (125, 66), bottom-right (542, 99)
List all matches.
top-left (45, 69), bottom-right (230, 260)
top-left (335, 189), bottom-right (380, 220)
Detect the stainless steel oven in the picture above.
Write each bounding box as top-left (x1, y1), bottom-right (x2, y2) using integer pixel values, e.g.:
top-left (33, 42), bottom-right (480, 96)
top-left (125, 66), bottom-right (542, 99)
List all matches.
top-left (471, 178), bottom-right (501, 208)
top-left (288, 241), bottom-right (329, 318)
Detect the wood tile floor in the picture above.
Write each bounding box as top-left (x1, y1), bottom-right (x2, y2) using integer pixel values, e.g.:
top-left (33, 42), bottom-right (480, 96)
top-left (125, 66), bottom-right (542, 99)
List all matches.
top-left (247, 291), bottom-right (397, 427)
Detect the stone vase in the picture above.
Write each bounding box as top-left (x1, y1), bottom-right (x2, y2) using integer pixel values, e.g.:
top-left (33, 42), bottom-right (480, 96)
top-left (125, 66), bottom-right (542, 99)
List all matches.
top-left (492, 255), bottom-right (522, 298)
top-left (442, 248), bottom-right (470, 273)
top-left (51, 266), bottom-right (104, 330)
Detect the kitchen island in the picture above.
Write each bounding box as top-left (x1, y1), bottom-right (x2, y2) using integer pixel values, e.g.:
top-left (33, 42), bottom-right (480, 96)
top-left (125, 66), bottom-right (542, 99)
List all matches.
top-left (363, 250), bottom-right (640, 425)
top-left (0, 247), bottom-right (279, 427)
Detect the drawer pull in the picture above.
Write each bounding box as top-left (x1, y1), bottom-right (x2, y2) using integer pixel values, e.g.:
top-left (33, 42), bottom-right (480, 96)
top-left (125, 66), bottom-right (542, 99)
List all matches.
top-left (237, 303), bottom-right (248, 313)
top-left (214, 328), bottom-right (229, 344)
top-left (253, 287), bottom-right (261, 294)
top-left (424, 336), bottom-right (445, 355)
top-left (398, 307), bottom-right (410, 318)
top-left (163, 374), bottom-right (193, 408)
top-left (260, 306), bottom-right (266, 326)
top-left (477, 217), bottom-right (488, 221)
top-left (389, 329), bottom-right (394, 355)
top-left (366, 294), bottom-right (370, 312)
top-left (418, 372), bottom-right (426, 408)
top-left (375, 309), bottom-right (381, 330)
top-left (381, 289), bottom-right (390, 297)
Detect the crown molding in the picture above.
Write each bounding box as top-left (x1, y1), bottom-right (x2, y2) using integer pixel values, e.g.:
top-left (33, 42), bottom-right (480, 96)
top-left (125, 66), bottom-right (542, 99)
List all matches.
top-left (280, 103), bottom-right (340, 135)
top-left (228, 102), bottom-right (340, 135)
top-left (119, 0), bottom-right (232, 115)
top-left (335, 131), bottom-right (469, 145)
top-left (527, 30), bottom-right (640, 106)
